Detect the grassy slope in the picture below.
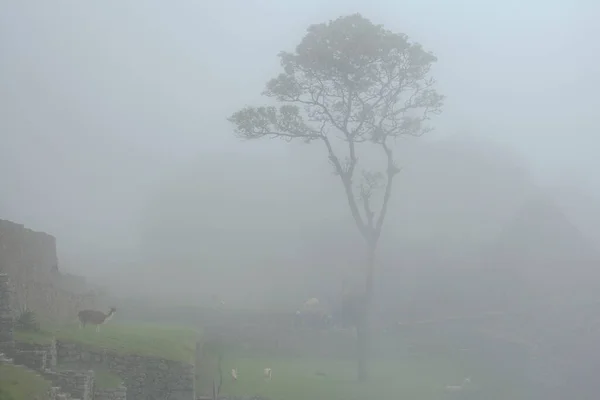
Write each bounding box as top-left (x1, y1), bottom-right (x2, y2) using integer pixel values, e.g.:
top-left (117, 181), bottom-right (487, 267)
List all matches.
top-left (15, 323), bottom-right (198, 363)
top-left (0, 364), bottom-right (51, 400)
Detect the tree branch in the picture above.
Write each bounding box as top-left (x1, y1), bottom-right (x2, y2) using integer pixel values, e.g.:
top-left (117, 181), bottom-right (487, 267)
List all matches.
top-left (358, 170), bottom-right (383, 232)
top-left (359, 189), bottom-right (374, 232)
top-left (373, 139), bottom-right (400, 243)
top-left (320, 135), bottom-right (368, 237)
top-left (228, 106), bottom-right (323, 142)
top-left (361, 194), bottom-right (375, 231)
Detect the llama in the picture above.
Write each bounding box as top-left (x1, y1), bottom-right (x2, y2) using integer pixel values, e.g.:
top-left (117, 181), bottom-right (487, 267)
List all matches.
top-left (77, 307), bottom-right (116, 332)
top-left (263, 368), bottom-right (272, 381)
top-left (445, 377), bottom-right (471, 392)
top-left (231, 368), bottom-right (238, 381)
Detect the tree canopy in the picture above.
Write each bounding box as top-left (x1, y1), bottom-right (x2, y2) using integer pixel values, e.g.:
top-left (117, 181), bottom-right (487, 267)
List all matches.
top-left (229, 13), bottom-right (443, 247)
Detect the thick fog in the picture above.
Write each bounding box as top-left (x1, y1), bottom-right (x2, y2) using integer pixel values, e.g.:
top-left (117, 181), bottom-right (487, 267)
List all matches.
top-left (1, 0), bottom-right (599, 309)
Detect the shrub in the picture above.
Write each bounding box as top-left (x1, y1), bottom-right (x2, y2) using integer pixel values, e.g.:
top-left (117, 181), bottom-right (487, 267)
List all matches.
top-left (15, 309), bottom-right (39, 332)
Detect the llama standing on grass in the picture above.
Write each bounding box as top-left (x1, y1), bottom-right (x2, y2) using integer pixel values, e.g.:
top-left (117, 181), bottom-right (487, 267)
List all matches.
top-left (77, 307), bottom-right (116, 332)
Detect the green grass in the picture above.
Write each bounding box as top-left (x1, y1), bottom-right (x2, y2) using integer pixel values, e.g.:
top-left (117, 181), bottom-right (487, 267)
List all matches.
top-left (15, 322), bottom-right (198, 363)
top-left (218, 356), bottom-right (464, 400)
top-left (0, 364), bottom-right (51, 400)
top-left (212, 352), bottom-right (530, 400)
top-left (193, 329), bottom-right (531, 400)
top-left (13, 329), bottom-right (55, 345)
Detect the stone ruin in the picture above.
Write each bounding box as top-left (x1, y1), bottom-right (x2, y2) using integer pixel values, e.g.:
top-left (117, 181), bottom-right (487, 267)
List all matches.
top-left (1, 273), bottom-right (127, 400)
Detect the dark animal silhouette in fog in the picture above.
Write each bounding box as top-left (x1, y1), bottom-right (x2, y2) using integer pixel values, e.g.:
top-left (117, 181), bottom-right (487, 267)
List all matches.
top-left (77, 307), bottom-right (116, 332)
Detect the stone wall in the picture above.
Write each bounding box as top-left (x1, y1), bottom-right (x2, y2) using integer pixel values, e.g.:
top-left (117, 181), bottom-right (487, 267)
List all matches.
top-left (16, 340), bottom-right (58, 368)
top-left (0, 274), bottom-right (14, 346)
top-left (0, 219), bottom-right (58, 275)
top-left (42, 369), bottom-right (95, 400)
top-left (56, 340), bottom-right (194, 400)
top-left (95, 385), bottom-right (128, 400)
top-left (0, 219), bottom-right (97, 322)
top-left (13, 348), bottom-right (48, 370)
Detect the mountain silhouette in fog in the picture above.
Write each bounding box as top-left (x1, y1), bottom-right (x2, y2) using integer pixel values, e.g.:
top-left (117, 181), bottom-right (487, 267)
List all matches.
top-left (491, 194), bottom-right (600, 305)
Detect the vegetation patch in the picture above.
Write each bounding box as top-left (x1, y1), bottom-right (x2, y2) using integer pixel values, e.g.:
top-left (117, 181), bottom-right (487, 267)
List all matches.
top-left (0, 364), bottom-right (51, 400)
top-left (15, 322), bottom-right (198, 363)
top-left (15, 309), bottom-right (40, 332)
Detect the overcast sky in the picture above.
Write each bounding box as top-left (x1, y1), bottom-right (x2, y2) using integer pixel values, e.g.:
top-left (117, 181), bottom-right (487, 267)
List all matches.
top-left (1, 0), bottom-right (599, 302)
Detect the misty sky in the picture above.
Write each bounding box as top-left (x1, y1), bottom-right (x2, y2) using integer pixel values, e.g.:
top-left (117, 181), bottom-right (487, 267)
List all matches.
top-left (1, 1), bottom-right (599, 303)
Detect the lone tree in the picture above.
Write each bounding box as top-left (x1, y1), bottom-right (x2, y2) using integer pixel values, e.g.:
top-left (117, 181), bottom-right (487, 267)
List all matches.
top-left (228, 13), bottom-right (443, 381)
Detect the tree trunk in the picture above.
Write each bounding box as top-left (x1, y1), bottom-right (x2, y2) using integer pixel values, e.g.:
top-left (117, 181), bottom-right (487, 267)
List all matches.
top-left (357, 315), bottom-right (369, 381)
top-left (357, 242), bottom-right (376, 382)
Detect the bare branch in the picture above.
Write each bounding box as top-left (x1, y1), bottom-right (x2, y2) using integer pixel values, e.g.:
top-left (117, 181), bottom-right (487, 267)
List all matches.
top-left (360, 192), bottom-right (375, 231)
top-left (373, 139), bottom-right (400, 242)
top-left (358, 171), bottom-right (383, 231)
top-left (320, 136), bottom-right (368, 237)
